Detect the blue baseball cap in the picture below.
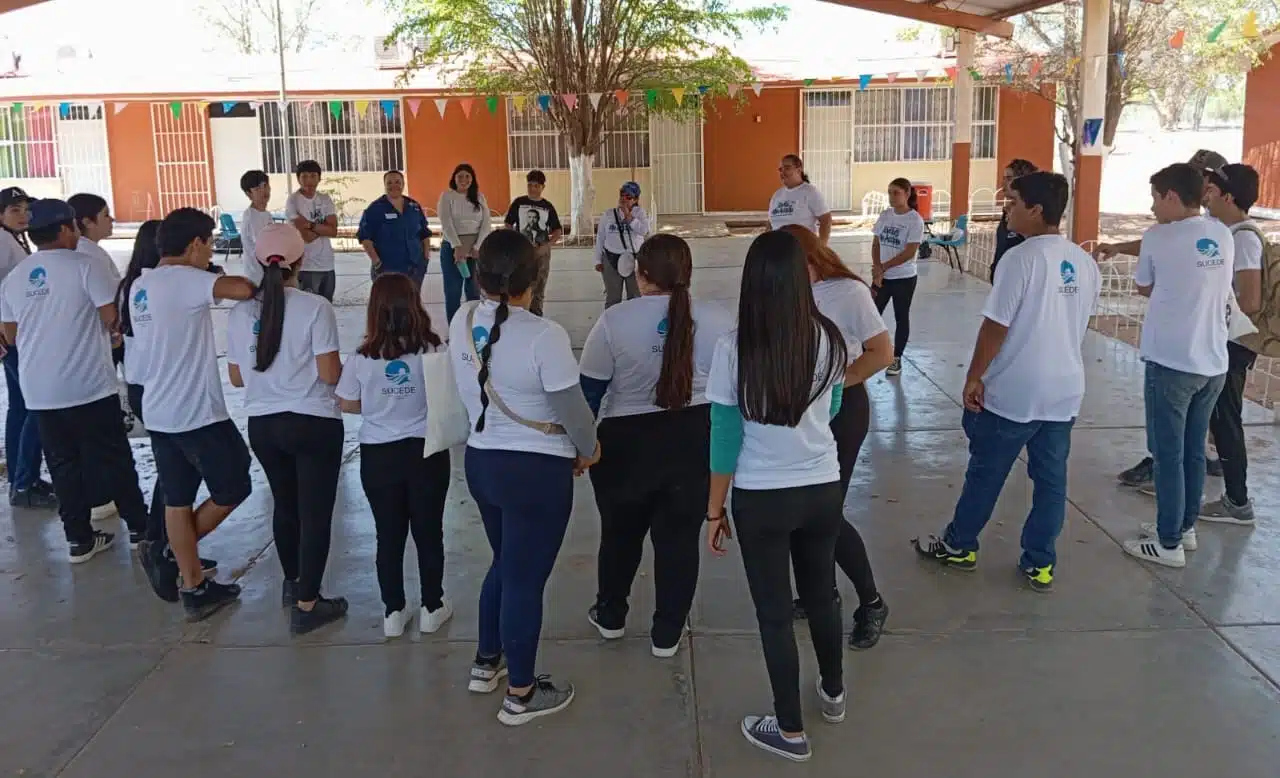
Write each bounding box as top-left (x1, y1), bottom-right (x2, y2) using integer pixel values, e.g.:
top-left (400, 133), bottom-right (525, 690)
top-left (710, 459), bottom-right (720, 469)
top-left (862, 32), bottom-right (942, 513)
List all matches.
top-left (620, 181), bottom-right (641, 198)
top-left (27, 199), bottom-right (77, 231)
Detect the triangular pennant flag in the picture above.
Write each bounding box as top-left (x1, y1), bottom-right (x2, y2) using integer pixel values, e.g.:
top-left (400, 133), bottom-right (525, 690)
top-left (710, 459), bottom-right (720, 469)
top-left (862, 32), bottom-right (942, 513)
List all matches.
top-left (486, 95), bottom-right (500, 114)
top-left (1005, 63), bottom-right (1014, 83)
top-left (803, 78), bottom-right (815, 87)
top-left (169, 101), bottom-right (183, 119)
top-left (1243, 10), bottom-right (1259, 38)
top-left (1169, 29), bottom-right (1186, 49)
top-left (58, 102), bottom-right (71, 119)
top-left (514, 95), bottom-right (528, 112)
top-left (250, 101), bottom-right (262, 110)
top-left (112, 102), bottom-right (127, 115)
top-left (858, 74), bottom-right (872, 91)
top-left (944, 67), bottom-right (957, 81)
top-left (670, 87), bottom-right (686, 104)
top-left (222, 101), bottom-right (238, 114)
top-left (886, 72), bottom-right (898, 83)
top-left (536, 94), bottom-right (551, 112)
top-left (1030, 57), bottom-right (1043, 77)
top-left (697, 85), bottom-right (710, 95)
top-left (645, 89), bottom-right (658, 107)
top-left (434, 98), bottom-right (449, 117)
top-left (10, 103), bottom-right (21, 112)
top-left (380, 99), bottom-right (397, 119)
top-left (968, 67), bottom-right (983, 81)
top-left (587, 92), bottom-right (603, 109)
top-left (354, 100), bottom-right (370, 116)
top-left (727, 84), bottom-right (741, 97)
top-left (1066, 57), bottom-right (1080, 77)
top-left (750, 82), bottom-right (763, 96)
top-left (913, 70), bottom-right (926, 81)
top-left (561, 93), bottom-right (577, 110)
top-left (459, 98), bottom-right (474, 118)
top-left (328, 100), bottom-right (343, 120)
top-left (407, 98), bottom-right (422, 117)
top-left (1207, 19), bottom-right (1228, 43)
top-left (614, 89), bottom-right (629, 106)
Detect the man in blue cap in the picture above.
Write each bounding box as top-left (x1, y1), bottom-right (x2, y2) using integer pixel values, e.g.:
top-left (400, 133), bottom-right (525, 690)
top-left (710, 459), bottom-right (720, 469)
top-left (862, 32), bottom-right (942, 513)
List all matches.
top-left (0, 199), bottom-right (149, 564)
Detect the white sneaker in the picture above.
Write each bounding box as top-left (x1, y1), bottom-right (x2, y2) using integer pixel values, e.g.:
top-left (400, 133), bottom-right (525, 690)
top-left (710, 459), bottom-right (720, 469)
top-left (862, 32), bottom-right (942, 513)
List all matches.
top-left (1123, 537), bottom-right (1186, 568)
top-left (91, 502), bottom-right (118, 521)
top-left (1140, 522), bottom-right (1197, 551)
top-left (419, 600), bottom-right (453, 634)
top-left (383, 607), bottom-right (413, 638)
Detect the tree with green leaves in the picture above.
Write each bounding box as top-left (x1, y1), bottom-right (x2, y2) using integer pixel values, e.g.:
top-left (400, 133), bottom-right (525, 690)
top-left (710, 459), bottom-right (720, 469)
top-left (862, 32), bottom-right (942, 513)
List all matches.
top-left (387, 0), bottom-right (785, 237)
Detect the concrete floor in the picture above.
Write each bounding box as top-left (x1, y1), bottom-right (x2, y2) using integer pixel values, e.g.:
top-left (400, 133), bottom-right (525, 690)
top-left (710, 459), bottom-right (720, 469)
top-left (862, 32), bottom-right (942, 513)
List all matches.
top-left (4, 237), bottom-right (1280, 777)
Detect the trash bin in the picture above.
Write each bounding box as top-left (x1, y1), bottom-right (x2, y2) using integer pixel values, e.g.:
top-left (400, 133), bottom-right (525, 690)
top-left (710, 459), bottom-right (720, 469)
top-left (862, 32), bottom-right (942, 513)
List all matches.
top-left (913, 182), bottom-right (933, 222)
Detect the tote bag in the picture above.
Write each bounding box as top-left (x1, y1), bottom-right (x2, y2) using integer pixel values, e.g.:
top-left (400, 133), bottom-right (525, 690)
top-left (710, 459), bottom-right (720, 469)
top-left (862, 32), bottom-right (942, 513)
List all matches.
top-left (421, 349), bottom-right (470, 458)
top-left (1227, 292), bottom-right (1258, 342)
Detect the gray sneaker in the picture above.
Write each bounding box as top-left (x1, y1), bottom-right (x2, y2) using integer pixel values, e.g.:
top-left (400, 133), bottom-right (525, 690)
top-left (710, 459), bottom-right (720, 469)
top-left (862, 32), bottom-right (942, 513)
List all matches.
top-left (1199, 495), bottom-right (1256, 525)
top-left (816, 678), bottom-right (846, 723)
top-left (497, 675), bottom-right (575, 726)
top-left (468, 655), bottom-right (509, 694)
top-left (740, 715), bottom-right (811, 762)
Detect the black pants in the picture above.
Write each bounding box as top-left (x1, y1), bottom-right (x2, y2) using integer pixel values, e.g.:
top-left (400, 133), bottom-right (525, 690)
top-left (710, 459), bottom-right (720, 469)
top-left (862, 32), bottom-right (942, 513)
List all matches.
top-left (1208, 341), bottom-right (1258, 504)
top-left (589, 406), bottom-right (709, 647)
top-left (874, 276), bottom-right (918, 357)
top-left (248, 412), bottom-right (345, 603)
top-left (126, 384), bottom-right (168, 553)
top-left (830, 384), bottom-right (879, 604)
top-left (360, 440), bottom-right (451, 615)
top-left (33, 395), bottom-right (147, 545)
top-left (734, 481), bottom-right (845, 734)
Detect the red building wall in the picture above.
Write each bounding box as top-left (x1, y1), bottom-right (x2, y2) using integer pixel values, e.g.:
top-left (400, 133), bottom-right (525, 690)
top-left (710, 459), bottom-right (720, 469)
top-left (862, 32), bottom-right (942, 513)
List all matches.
top-left (1244, 43), bottom-right (1280, 210)
top-left (105, 103), bottom-right (161, 222)
top-left (703, 89), bottom-right (800, 212)
top-left (995, 85), bottom-right (1057, 188)
top-left (404, 99), bottom-right (510, 213)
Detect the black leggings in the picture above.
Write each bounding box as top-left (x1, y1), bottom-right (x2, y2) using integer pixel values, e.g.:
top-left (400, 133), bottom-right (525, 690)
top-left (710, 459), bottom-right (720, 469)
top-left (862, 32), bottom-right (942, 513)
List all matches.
top-left (360, 440), bottom-right (451, 615)
top-left (874, 276), bottom-right (918, 357)
top-left (247, 412), bottom-right (345, 603)
top-left (126, 384), bottom-right (167, 555)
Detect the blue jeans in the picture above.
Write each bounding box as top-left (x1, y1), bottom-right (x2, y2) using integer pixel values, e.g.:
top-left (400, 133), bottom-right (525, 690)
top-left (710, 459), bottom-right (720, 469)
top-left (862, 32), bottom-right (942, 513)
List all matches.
top-left (943, 409), bottom-right (1074, 569)
top-left (440, 241), bottom-right (479, 324)
top-left (370, 263), bottom-right (427, 289)
top-left (465, 446), bottom-right (574, 689)
top-left (3, 346), bottom-right (43, 491)
top-left (1144, 361), bottom-right (1226, 548)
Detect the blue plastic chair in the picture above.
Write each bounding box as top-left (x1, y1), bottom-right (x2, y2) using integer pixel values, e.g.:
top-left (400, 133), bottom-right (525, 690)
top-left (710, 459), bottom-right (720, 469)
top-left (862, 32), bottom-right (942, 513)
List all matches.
top-left (215, 212), bottom-right (243, 258)
top-left (926, 214), bottom-right (968, 270)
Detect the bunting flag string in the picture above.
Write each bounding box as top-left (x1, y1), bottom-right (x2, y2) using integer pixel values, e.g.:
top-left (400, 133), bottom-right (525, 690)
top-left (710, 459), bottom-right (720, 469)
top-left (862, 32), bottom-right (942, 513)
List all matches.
top-left (670, 87), bottom-right (685, 104)
top-left (222, 101), bottom-right (237, 114)
top-left (512, 94), bottom-right (527, 112)
top-left (536, 94), bottom-right (552, 112)
top-left (169, 101), bottom-right (182, 119)
top-left (614, 89), bottom-right (629, 106)
top-left (486, 95), bottom-right (500, 114)
top-left (886, 72), bottom-right (897, 84)
top-left (458, 97), bottom-right (474, 118)
top-left (354, 99), bottom-right (370, 116)
top-left (750, 82), bottom-right (763, 97)
top-left (380, 99), bottom-right (397, 119)
top-left (112, 102), bottom-right (127, 115)
top-left (561, 93), bottom-right (578, 110)
top-left (858, 74), bottom-right (872, 91)
top-left (433, 97), bottom-right (448, 117)
top-left (644, 89), bottom-right (658, 107)
top-left (587, 92), bottom-right (603, 108)
top-left (407, 98), bottom-right (422, 117)
top-left (328, 100), bottom-right (343, 120)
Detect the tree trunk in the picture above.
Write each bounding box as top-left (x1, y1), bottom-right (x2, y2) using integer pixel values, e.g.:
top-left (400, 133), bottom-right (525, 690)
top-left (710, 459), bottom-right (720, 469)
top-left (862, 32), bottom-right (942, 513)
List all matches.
top-left (569, 153), bottom-right (597, 245)
top-left (1190, 91), bottom-right (1209, 131)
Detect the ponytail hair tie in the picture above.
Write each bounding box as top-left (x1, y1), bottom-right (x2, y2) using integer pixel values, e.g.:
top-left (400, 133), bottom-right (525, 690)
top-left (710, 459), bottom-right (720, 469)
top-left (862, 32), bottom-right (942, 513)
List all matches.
top-left (264, 254), bottom-right (287, 265)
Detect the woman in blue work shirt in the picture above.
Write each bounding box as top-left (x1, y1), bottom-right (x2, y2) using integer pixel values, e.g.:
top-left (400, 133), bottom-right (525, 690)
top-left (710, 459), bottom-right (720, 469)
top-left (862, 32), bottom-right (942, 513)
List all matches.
top-left (358, 170), bottom-right (432, 287)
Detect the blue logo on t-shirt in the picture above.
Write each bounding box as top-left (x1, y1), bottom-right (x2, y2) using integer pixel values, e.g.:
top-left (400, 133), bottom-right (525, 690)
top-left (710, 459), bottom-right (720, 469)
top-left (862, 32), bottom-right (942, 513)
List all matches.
top-left (252, 319), bottom-right (261, 335)
top-left (385, 360), bottom-right (411, 385)
top-left (472, 326), bottom-right (490, 352)
top-left (657, 317), bottom-right (669, 337)
top-left (132, 288), bottom-right (148, 313)
top-left (1060, 260), bottom-right (1076, 285)
top-left (28, 267), bottom-right (46, 288)
top-left (1196, 238), bottom-right (1221, 259)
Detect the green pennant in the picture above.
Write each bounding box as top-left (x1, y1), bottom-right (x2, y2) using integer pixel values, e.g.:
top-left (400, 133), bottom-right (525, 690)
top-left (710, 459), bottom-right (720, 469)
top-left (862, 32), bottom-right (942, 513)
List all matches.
top-left (1206, 19), bottom-right (1228, 43)
top-left (328, 100), bottom-right (343, 119)
top-left (644, 89), bottom-right (658, 108)
top-left (486, 95), bottom-right (499, 114)
top-left (803, 78), bottom-right (815, 87)
top-left (969, 67), bottom-right (984, 81)
top-left (10, 103), bottom-right (21, 112)
top-left (169, 101), bottom-right (182, 119)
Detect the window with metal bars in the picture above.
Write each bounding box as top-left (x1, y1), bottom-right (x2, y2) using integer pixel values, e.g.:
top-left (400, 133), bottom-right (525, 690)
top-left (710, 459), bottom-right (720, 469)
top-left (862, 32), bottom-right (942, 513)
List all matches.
top-left (0, 106), bottom-right (58, 178)
top-left (507, 99), bottom-right (651, 171)
top-left (257, 100), bottom-right (405, 175)
top-left (848, 85), bottom-right (998, 163)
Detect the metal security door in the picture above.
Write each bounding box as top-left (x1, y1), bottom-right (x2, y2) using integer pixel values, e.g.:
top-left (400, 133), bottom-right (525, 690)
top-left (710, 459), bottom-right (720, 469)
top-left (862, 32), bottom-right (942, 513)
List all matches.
top-left (150, 102), bottom-right (214, 213)
top-left (800, 90), bottom-right (853, 212)
top-left (649, 114), bottom-right (704, 215)
top-left (55, 102), bottom-right (113, 204)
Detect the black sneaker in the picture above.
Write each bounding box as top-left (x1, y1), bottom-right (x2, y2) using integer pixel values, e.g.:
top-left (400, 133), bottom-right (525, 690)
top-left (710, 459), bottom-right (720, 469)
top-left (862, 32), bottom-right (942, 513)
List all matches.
top-left (587, 604), bottom-right (626, 640)
top-left (290, 596), bottom-right (349, 635)
top-left (912, 534), bottom-right (977, 569)
top-left (69, 531), bottom-right (115, 564)
top-left (792, 592), bottom-right (842, 621)
top-left (1117, 456), bottom-right (1154, 487)
top-left (1206, 458), bottom-right (1223, 478)
top-left (182, 579), bottom-right (241, 622)
top-left (282, 578), bottom-right (300, 607)
top-left (139, 540), bottom-right (179, 603)
top-left (10, 485), bottom-right (58, 510)
top-left (849, 598), bottom-right (889, 650)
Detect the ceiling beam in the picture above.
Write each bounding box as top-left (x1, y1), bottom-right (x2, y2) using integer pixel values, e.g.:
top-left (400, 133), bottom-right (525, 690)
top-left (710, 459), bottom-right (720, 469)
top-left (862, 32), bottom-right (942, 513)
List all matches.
top-left (817, 0), bottom-right (1015, 38)
top-left (0, 0), bottom-right (52, 12)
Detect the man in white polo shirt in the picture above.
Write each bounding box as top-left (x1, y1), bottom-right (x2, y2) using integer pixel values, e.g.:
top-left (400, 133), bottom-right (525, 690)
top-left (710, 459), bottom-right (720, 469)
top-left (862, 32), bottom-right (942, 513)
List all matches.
top-left (913, 172), bottom-right (1100, 593)
top-left (1122, 164), bottom-right (1234, 568)
top-left (0, 199), bottom-right (150, 564)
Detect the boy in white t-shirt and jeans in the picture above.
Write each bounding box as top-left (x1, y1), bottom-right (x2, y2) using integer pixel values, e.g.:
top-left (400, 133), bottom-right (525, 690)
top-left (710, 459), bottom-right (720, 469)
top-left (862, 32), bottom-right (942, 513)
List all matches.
top-left (1121, 164), bottom-right (1234, 569)
top-left (286, 160), bottom-right (338, 301)
top-left (239, 169), bottom-right (275, 286)
top-left (913, 172), bottom-right (1100, 593)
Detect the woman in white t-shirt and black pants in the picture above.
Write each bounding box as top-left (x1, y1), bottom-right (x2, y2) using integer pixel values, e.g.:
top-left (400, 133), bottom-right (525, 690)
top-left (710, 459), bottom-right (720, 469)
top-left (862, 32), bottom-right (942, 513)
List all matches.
top-left (705, 229), bottom-right (849, 762)
top-left (336, 273), bottom-right (453, 638)
top-left (579, 234), bottom-right (733, 657)
top-left (768, 154), bottom-right (832, 244)
top-left (226, 224), bottom-right (347, 636)
top-left (449, 229), bottom-right (600, 726)
top-left (871, 177), bottom-right (925, 377)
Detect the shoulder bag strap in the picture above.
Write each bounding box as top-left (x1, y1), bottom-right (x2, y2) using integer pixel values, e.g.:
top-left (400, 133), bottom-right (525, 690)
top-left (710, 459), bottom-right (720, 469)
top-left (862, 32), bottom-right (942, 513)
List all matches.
top-left (612, 208), bottom-right (634, 254)
top-left (467, 303), bottom-right (567, 436)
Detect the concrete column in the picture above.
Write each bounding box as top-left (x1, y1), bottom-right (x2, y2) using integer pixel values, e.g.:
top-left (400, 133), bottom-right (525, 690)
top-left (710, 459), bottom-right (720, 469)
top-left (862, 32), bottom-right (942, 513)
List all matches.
top-left (949, 29), bottom-right (975, 221)
top-left (1070, 0), bottom-right (1109, 245)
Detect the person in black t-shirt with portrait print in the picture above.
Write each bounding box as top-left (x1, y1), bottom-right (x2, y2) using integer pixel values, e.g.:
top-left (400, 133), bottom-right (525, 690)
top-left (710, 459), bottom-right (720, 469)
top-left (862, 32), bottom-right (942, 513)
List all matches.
top-left (504, 169), bottom-right (563, 317)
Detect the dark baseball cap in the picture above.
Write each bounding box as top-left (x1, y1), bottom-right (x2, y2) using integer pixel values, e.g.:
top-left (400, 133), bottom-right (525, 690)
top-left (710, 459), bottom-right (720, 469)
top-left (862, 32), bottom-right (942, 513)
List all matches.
top-left (1207, 163), bottom-right (1260, 212)
top-left (27, 199), bottom-right (77, 231)
top-left (0, 186), bottom-right (33, 209)
top-left (1188, 149), bottom-right (1229, 171)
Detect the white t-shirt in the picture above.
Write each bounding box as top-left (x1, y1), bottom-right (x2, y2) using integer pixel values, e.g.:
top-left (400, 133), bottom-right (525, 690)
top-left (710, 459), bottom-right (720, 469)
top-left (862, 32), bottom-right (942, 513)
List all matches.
top-left (1230, 221), bottom-right (1266, 349)
top-left (981, 236), bottom-right (1102, 423)
top-left (336, 347), bottom-right (441, 444)
top-left (811, 278), bottom-right (886, 364)
top-left (128, 265), bottom-right (229, 433)
top-left (0, 230), bottom-right (29, 285)
top-left (704, 331), bottom-right (840, 490)
top-left (240, 207), bottom-right (276, 286)
top-left (579, 295), bottom-right (734, 418)
top-left (1135, 216), bottom-right (1235, 377)
top-left (768, 183), bottom-right (829, 232)
top-left (225, 288), bottom-right (341, 420)
top-left (285, 191), bottom-right (337, 273)
top-left (874, 208), bottom-right (925, 281)
top-left (448, 300), bottom-right (580, 459)
top-left (0, 248), bottom-right (117, 410)
top-left (76, 236), bottom-right (122, 285)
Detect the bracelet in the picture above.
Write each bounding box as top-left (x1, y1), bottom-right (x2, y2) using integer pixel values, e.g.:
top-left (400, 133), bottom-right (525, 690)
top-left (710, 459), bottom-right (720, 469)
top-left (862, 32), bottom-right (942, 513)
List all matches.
top-left (705, 512), bottom-right (726, 523)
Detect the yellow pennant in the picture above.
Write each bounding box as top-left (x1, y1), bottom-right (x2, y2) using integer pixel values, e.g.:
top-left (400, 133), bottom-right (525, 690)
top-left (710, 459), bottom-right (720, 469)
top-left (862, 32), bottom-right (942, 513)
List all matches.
top-left (513, 94), bottom-right (527, 112)
top-left (1243, 10), bottom-right (1259, 38)
top-left (355, 100), bottom-right (370, 115)
top-left (670, 87), bottom-right (686, 104)
top-left (1066, 56), bottom-right (1081, 77)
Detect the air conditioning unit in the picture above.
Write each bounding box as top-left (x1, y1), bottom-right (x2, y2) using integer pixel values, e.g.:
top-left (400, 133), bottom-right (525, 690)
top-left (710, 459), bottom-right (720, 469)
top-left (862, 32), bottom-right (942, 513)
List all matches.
top-left (373, 37), bottom-right (406, 68)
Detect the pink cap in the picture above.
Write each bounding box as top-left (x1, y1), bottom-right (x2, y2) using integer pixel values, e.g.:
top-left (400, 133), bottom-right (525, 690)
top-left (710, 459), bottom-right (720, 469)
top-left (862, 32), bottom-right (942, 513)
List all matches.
top-left (254, 223), bottom-right (306, 266)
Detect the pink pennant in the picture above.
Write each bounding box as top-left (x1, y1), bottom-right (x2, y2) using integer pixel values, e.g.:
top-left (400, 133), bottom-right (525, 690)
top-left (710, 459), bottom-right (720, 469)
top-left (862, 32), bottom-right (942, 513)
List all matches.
top-left (111, 102), bottom-right (128, 115)
top-left (727, 84), bottom-right (741, 98)
top-left (407, 98), bottom-right (422, 117)
top-left (886, 72), bottom-right (897, 83)
top-left (458, 98), bottom-right (474, 118)
top-left (561, 93), bottom-right (578, 110)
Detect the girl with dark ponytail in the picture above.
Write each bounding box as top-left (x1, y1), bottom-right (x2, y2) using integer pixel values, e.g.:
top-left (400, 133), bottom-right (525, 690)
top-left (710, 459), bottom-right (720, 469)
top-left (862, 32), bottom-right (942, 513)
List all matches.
top-left (578, 233), bottom-right (734, 658)
top-left (447, 228), bottom-right (599, 727)
top-left (225, 223), bottom-right (348, 636)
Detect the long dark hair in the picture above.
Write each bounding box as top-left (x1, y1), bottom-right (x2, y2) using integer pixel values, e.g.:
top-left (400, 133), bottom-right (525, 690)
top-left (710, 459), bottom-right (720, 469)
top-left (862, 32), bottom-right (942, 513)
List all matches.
top-left (783, 154), bottom-right (810, 184)
top-left (449, 163), bottom-right (481, 210)
top-left (736, 230), bottom-right (846, 426)
top-left (68, 193), bottom-right (108, 236)
top-left (889, 177), bottom-right (919, 212)
top-left (358, 273), bottom-right (442, 360)
top-left (473, 230), bottom-right (538, 432)
top-left (254, 259), bottom-right (295, 372)
top-left (116, 220), bottom-right (162, 337)
top-left (637, 234), bottom-right (695, 410)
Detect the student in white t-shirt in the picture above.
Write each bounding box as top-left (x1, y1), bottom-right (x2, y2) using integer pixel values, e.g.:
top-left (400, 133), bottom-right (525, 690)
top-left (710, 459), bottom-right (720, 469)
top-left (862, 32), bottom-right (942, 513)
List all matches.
top-left (578, 234), bottom-right (732, 658)
top-left (285, 159), bottom-right (339, 301)
top-left (779, 224), bottom-right (893, 648)
top-left (913, 173), bottom-right (1100, 593)
top-left (239, 169), bottom-right (275, 286)
top-left (225, 223), bottom-right (346, 636)
top-left (704, 229), bottom-right (848, 763)
top-left (336, 273), bottom-right (453, 639)
top-left (448, 229), bottom-right (598, 726)
top-left (1120, 164), bottom-right (1235, 570)
top-left (593, 180), bottom-right (649, 308)
top-left (871, 177), bottom-right (926, 377)
top-left (0, 199), bottom-right (150, 566)
top-left (128, 208), bottom-right (256, 619)
top-left (768, 154), bottom-right (832, 243)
